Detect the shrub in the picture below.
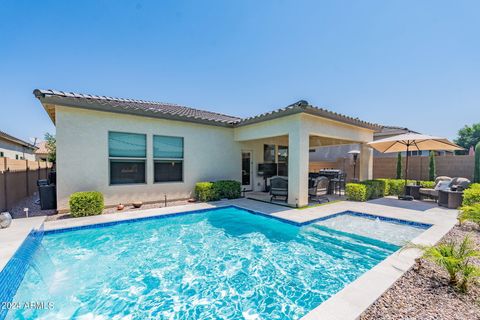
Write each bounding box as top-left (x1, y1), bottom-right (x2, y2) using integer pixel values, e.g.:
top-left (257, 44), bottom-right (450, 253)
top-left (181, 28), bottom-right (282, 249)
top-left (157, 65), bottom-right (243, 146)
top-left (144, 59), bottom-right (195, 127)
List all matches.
top-left (213, 180), bottom-right (241, 199)
top-left (406, 235), bottom-right (480, 293)
top-left (361, 180), bottom-right (387, 199)
top-left (429, 151), bottom-right (436, 181)
top-left (376, 178), bottom-right (391, 196)
top-left (346, 183), bottom-right (367, 201)
top-left (463, 184), bottom-right (480, 206)
top-left (396, 152), bottom-right (402, 179)
top-left (195, 182), bottom-right (217, 202)
top-left (388, 179), bottom-right (406, 196)
top-left (475, 142), bottom-right (480, 183)
top-left (419, 180), bottom-right (435, 189)
top-left (69, 191), bottom-right (104, 217)
top-left (458, 203), bottom-right (480, 226)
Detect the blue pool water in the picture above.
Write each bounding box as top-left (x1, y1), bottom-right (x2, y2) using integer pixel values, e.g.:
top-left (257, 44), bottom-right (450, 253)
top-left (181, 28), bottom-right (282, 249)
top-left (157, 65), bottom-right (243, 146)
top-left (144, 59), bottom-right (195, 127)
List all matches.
top-left (7, 207), bottom-right (406, 319)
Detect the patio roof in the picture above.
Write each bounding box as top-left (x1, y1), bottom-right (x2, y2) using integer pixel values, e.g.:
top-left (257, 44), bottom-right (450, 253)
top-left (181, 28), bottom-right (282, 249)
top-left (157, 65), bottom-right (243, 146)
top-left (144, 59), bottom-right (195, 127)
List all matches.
top-left (34, 89), bottom-right (380, 130)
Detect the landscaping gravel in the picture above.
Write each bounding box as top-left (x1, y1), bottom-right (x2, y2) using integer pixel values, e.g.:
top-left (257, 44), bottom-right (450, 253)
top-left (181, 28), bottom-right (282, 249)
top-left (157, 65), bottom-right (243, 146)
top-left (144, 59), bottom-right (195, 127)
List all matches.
top-left (45, 199), bottom-right (192, 221)
top-left (361, 223), bottom-right (480, 320)
top-left (8, 194), bottom-right (56, 218)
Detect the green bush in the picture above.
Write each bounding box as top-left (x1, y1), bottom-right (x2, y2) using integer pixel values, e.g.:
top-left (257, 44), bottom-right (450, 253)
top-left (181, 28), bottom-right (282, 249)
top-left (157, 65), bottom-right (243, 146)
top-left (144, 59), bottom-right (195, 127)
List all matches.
top-left (429, 151), bottom-right (436, 181)
top-left (376, 178), bottom-right (391, 196)
top-left (419, 180), bottom-right (435, 189)
top-left (213, 180), bottom-right (241, 199)
top-left (458, 203), bottom-right (480, 226)
top-left (361, 180), bottom-right (387, 199)
top-left (69, 191), bottom-right (104, 217)
top-left (195, 180), bottom-right (242, 202)
top-left (463, 183), bottom-right (480, 206)
top-left (396, 152), bottom-right (402, 179)
top-left (346, 183), bottom-right (368, 201)
top-left (388, 179), bottom-right (406, 196)
top-left (195, 182), bottom-right (217, 202)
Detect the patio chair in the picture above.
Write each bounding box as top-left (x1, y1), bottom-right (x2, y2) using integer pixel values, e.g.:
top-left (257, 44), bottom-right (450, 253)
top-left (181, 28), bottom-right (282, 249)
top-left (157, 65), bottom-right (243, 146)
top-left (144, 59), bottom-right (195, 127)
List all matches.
top-left (419, 176), bottom-right (451, 201)
top-left (270, 176), bottom-right (288, 202)
top-left (308, 176), bottom-right (330, 203)
top-left (419, 176), bottom-right (471, 201)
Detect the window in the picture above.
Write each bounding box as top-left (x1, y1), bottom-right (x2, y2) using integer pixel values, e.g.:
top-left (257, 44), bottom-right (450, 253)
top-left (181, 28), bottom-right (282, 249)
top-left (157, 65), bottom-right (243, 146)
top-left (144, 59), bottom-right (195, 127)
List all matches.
top-left (108, 132), bottom-right (146, 185)
top-left (263, 144), bottom-right (275, 163)
top-left (15, 154), bottom-right (19, 160)
top-left (0, 152), bottom-right (4, 157)
top-left (153, 135), bottom-right (184, 182)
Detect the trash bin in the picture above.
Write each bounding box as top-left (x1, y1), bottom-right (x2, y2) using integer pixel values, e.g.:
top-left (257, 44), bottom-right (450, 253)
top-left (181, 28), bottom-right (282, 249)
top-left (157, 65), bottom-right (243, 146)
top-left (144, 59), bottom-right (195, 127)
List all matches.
top-left (48, 171), bottom-right (56, 185)
top-left (39, 185), bottom-right (57, 210)
top-left (37, 179), bottom-right (49, 187)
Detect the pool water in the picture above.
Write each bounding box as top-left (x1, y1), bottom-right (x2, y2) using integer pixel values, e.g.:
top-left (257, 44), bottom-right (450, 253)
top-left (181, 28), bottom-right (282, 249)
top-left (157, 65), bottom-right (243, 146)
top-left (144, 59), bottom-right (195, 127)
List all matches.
top-left (8, 207), bottom-right (416, 320)
top-left (315, 213), bottom-right (427, 246)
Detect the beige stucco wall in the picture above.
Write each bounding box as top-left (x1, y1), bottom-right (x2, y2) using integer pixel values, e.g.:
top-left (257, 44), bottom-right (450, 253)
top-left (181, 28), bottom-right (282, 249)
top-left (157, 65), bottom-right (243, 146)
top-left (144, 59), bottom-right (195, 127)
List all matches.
top-left (55, 106), bottom-right (241, 210)
top-left (235, 114), bottom-right (374, 206)
top-left (0, 137), bottom-right (36, 161)
top-left (54, 105), bottom-right (375, 210)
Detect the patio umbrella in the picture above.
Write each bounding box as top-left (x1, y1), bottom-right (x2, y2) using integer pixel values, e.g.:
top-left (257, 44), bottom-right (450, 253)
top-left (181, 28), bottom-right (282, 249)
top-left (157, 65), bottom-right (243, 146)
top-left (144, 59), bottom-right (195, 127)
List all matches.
top-left (368, 133), bottom-right (463, 199)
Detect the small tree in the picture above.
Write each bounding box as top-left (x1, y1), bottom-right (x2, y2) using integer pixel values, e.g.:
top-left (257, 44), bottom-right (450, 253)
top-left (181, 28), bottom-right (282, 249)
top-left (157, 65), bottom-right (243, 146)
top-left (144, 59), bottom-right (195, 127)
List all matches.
top-left (428, 151), bottom-right (436, 181)
top-left (44, 132), bottom-right (56, 163)
top-left (454, 122), bottom-right (480, 152)
top-left (475, 142), bottom-right (480, 183)
top-left (396, 152), bottom-right (402, 179)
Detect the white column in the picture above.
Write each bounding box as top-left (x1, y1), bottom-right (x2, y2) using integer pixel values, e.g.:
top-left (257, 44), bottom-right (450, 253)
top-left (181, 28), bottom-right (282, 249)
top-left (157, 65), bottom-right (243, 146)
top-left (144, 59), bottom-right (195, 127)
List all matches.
top-left (288, 126), bottom-right (309, 207)
top-left (359, 143), bottom-right (373, 181)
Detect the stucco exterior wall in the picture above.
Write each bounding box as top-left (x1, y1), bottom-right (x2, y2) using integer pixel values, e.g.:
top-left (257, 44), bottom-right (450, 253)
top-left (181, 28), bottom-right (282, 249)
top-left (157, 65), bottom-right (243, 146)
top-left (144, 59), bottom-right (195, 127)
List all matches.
top-left (0, 137), bottom-right (36, 161)
top-left (55, 106), bottom-right (241, 210)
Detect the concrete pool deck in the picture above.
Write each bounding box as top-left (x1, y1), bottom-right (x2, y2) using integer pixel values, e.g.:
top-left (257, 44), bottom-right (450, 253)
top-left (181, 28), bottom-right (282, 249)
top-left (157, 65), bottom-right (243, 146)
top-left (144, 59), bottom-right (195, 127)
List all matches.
top-left (0, 197), bottom-right (458, 319)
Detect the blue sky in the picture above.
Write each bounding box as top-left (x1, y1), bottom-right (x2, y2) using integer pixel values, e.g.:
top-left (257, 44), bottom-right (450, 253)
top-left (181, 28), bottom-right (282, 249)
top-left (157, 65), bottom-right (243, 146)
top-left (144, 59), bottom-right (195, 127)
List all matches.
top-left (1, 0), bottom-right (479, 142)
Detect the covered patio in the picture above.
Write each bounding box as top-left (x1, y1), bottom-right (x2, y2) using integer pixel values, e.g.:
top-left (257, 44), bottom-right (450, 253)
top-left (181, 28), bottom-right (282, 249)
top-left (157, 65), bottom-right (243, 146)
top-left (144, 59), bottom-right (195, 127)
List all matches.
top-left (233, 102), bottom-right (379, 207)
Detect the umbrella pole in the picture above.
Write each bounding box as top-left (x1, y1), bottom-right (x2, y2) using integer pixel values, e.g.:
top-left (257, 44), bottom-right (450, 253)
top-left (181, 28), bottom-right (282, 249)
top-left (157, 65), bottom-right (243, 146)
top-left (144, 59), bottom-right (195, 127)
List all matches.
top-left (405, 144), bottom-right (409, 189)
top-left (400, 143), bottom-right (413, 200)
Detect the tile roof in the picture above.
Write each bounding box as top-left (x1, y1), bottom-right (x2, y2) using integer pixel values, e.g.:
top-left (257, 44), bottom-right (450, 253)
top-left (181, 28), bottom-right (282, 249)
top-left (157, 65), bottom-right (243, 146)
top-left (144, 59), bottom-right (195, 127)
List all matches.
top-left (34, 89), bottom-right (241, 126)
top-left (34, 89), bottom-right (380, 130)
top-left (0, 130), bottom-right (36, 149)
top-left (236, 100), bottom-right (380, 129)
top-left (34, 141), bottom-right (48, 155)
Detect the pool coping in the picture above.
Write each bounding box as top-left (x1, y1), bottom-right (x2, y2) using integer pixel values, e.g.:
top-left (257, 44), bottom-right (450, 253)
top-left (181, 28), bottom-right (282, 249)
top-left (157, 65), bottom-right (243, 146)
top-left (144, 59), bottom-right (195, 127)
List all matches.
top-left (0, 198), bottom-right (458, 320)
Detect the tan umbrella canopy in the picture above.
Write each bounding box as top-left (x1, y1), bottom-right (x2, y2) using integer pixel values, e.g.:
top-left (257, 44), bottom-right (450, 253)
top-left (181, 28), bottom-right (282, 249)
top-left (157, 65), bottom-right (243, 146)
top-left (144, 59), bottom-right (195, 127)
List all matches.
top-left (368, 133), bottom-right (462, 154)
top-left (368, 133), bottom-right (463, 199)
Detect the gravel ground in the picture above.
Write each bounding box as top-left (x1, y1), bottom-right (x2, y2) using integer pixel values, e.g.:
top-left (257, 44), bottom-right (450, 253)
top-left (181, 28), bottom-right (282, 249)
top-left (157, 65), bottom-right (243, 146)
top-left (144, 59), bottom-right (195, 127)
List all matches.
top-left (8, 194), bottom-right (191, 221)
top-left (361, 223), bottom-right (480, 320)
top-left (45, 199), bottom-right (192, 221)
top-left (8, 194), bottom-right (56, 218)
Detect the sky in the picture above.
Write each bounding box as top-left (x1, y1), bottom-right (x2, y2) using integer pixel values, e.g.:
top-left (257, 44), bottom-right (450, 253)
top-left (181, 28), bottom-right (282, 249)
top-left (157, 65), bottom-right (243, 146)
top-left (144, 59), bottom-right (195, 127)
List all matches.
top-left (0, 0), bottom-right (479, 143)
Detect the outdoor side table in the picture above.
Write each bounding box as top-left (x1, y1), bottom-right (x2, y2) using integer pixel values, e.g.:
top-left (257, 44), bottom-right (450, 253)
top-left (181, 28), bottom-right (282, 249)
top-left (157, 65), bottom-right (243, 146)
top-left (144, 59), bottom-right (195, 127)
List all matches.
top-left (438, 190), bottom-right (464, 209)
top-left (405, 185), bottom-right (422, 200)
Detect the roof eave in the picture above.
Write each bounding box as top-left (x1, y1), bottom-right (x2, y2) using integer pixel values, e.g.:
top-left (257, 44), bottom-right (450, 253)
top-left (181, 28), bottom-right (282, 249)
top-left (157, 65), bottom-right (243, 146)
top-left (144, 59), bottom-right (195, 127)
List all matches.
top-left (235, 105), bottom-right (380, 131)
top-left (35, 93), bottom-right (236, 128)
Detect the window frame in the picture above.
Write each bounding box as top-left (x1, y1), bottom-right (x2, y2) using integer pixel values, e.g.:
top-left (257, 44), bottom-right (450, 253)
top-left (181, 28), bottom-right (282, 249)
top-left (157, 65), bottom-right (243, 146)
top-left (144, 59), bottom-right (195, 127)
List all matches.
top-left (108, 131), bottom-right (147, 186)
top-left (153, 135), bottom-right (184, 184)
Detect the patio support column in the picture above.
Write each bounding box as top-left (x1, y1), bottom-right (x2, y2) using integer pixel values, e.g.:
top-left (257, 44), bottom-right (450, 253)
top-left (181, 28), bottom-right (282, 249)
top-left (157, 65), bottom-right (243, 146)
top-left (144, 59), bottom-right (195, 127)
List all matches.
top-left (359, 142), bottom-right (373, 181)
top-left (288, 126), bottom-right (309, 207)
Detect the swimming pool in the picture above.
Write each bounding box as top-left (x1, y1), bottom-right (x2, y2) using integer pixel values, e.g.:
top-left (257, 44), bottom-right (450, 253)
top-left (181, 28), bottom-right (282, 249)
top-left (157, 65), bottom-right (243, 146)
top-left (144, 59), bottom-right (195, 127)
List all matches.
top-left (2, 206), bottom-right (429, 319)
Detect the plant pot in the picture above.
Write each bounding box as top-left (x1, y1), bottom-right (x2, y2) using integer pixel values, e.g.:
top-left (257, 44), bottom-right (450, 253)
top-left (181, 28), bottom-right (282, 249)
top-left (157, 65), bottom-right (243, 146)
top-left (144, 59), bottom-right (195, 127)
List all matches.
top-left (132, 201), bottom-right (143, 209)
top-left (117, 204), bottom-right (125, 211)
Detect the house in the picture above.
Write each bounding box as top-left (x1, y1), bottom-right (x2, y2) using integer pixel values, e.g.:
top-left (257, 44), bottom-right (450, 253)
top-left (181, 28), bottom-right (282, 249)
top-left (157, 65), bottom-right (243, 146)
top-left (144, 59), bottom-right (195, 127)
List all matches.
top-left (34, 89), bottom-right (379, 210)
top-left (0, 130), bottom-right (37, 161)
top-left (34, 141), bottom-right (49, 162)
